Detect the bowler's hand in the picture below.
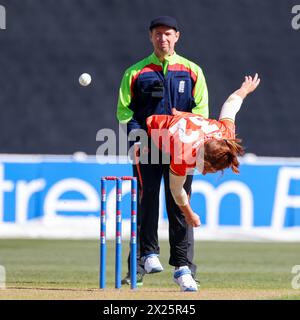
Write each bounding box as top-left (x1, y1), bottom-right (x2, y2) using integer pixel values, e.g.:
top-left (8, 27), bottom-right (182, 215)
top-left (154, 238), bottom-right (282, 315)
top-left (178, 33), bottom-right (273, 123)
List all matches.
top-left (240, 73), bottom-right (260, 95)
top-left (185, 212), bottom-right (201, 228)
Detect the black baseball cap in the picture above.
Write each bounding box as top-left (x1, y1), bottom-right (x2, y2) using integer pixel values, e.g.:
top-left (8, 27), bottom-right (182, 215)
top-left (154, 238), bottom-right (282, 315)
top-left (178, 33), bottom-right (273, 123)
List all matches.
top-left (149, 16), bottom-right (179, 31)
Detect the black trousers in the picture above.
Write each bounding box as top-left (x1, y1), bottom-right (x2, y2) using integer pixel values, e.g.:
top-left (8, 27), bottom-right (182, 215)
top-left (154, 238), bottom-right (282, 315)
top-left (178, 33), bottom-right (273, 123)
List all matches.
top-left (127, 162), bottom-right (196, 276)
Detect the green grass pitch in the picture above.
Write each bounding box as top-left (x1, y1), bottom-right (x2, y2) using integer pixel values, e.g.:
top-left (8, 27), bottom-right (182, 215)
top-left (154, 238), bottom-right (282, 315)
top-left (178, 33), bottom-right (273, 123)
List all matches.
top-left (0, 239), bottom-right (300, 299)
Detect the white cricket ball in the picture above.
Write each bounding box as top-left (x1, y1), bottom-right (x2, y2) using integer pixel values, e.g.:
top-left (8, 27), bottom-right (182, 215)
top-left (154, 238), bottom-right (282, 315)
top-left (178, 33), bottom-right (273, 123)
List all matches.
top-left (79, 73), bottom-right (91, 86)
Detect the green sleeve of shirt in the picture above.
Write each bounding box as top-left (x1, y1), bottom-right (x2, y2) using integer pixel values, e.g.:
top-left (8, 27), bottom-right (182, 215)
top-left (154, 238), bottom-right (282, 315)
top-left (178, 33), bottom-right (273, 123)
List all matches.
top-left (191, 66), bottom-right (209, 118)
top-left (117, 69), bottom-right (134, 123)
top-left (117, 58), bottom-right (150, 123)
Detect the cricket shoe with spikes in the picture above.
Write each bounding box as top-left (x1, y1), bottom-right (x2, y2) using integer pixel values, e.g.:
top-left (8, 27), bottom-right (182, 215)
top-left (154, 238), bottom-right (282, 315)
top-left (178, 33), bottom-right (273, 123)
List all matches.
top-left (121, 272), bottom-right (144, 287)
top-left (173, 266), bottom-right (198, 292)
top-left (144, 254), bottom-right (164, 274)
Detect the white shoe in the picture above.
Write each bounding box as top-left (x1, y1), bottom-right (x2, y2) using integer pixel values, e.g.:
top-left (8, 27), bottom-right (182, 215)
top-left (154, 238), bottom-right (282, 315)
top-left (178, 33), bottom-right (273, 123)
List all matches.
top-left (173, 266), bottom-right (198, 292)
top-left (144, 254), bottom-right (164, 274)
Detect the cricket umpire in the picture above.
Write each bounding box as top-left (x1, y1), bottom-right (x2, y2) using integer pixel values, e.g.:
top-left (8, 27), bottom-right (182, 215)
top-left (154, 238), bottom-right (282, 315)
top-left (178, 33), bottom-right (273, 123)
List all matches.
top-left (116, 16), bottom-right (208, 291)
